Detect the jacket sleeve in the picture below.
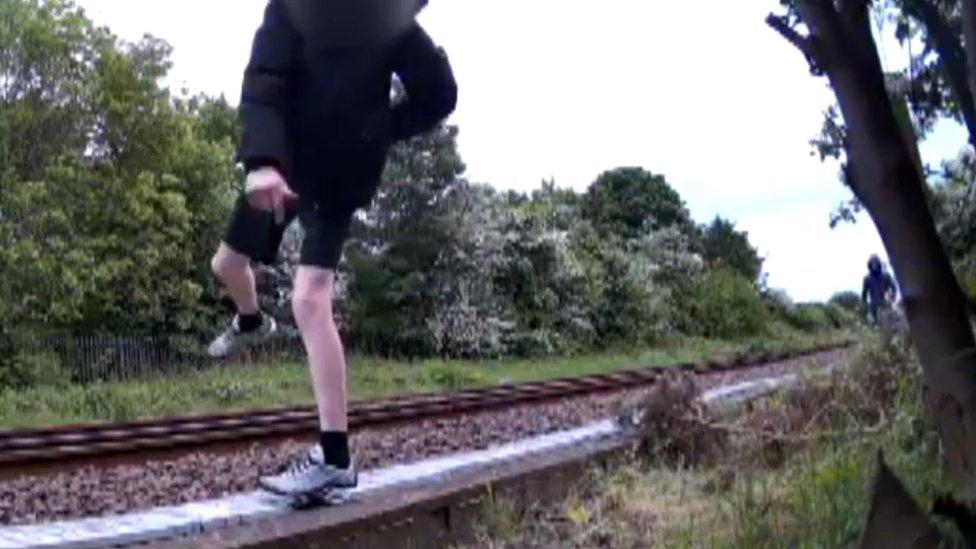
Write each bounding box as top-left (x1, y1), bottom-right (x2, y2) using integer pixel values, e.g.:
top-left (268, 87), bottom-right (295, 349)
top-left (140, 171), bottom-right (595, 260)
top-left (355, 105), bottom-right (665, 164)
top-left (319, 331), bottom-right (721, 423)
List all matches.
top-left (389, 24), bottom-right (458, 142)
top-left (239, 0), bottom-right (300, 174)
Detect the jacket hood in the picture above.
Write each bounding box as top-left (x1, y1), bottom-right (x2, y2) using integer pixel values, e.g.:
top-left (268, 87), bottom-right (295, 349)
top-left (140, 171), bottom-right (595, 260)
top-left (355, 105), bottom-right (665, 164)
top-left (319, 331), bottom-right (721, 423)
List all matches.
top-left (867, 255), bottom-right (883, 274)
top-left (282, 0), bottom-right (426, 49)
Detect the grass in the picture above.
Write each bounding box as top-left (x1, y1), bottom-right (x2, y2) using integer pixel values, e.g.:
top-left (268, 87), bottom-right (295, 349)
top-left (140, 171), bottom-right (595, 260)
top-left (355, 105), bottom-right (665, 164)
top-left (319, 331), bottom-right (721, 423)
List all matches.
top-left (0, 331), bottom-right (843, 429)
top-left (468, 335), bottom-right (956, 548)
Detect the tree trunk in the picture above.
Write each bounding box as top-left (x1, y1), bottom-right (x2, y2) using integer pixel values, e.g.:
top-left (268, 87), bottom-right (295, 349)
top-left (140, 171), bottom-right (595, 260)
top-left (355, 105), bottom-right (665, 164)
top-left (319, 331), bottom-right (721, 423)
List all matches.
top-left (769, 0), bottom-right (976, 497)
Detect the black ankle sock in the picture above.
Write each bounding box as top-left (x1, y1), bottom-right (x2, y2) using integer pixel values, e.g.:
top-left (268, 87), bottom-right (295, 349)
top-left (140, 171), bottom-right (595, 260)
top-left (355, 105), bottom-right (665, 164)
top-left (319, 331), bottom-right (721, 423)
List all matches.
top-left (320, 431), bottom-right (350, 469)
top-left (238, 313), bottom-right (262, 333)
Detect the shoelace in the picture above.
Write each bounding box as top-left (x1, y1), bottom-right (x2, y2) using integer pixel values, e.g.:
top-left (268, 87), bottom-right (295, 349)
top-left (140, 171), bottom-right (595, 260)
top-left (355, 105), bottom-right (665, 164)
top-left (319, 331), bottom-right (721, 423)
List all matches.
top-left (284, 452), bottom-right (319, 477)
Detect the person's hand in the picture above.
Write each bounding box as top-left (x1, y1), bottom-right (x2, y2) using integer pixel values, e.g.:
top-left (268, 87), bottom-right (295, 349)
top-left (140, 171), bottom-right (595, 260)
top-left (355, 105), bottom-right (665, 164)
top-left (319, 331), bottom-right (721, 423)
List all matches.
top-left (246, 167), bottom-right (298, 224)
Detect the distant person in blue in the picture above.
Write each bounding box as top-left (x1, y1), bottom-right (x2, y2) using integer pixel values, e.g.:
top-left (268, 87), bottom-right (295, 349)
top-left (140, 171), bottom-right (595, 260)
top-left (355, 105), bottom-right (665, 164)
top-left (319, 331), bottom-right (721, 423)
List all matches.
top-left (862, 255), bottom-right (897, 325)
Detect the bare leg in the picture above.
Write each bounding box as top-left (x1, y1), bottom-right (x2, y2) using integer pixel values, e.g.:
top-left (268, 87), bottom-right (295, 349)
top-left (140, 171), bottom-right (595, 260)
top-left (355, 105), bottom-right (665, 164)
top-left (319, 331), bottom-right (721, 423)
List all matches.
top-left (211, 243), bottom-right (259, 315)
top-left (292, 266), bottom-right (347, 431)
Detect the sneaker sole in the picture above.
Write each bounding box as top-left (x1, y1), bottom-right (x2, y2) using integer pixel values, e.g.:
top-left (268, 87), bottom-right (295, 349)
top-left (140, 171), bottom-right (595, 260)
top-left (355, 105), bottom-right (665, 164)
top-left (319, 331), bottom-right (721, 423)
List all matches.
top-left (287, 488), bottom-right (356, 510)
top-left (258, 473), bottom-right (358, 497)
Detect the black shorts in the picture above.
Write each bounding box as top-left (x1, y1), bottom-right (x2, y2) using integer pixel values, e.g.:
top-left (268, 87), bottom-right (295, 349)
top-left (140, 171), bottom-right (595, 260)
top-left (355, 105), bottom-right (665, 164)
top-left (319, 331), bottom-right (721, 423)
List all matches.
top-left (223, 197), bottom-right (354, 269)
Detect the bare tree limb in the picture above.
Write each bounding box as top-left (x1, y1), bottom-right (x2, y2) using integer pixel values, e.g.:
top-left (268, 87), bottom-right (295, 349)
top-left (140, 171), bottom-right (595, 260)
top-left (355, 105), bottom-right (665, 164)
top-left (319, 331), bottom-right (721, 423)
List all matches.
top-left (765, 14), bottom-right (824, 74)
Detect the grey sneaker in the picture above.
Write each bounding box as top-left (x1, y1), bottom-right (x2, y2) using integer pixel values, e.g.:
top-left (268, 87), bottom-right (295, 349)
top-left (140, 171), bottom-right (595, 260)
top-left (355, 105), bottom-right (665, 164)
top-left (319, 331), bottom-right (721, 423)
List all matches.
top-left (259, 445), bottom-right (358, 496)
top-left (207, 314), bottom-right (277, 358)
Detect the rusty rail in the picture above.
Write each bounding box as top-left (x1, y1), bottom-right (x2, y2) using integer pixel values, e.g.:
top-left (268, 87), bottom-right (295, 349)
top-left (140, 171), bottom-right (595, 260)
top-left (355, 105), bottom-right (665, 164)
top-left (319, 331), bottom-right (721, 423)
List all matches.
top-left (0, 343), bottom-right (848, 470)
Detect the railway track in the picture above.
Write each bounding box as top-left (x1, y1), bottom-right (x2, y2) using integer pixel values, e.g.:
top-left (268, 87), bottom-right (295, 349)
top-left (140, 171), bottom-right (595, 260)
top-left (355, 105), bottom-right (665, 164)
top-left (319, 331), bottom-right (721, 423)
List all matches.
top-left (0, 343), bottom-right (849, 471)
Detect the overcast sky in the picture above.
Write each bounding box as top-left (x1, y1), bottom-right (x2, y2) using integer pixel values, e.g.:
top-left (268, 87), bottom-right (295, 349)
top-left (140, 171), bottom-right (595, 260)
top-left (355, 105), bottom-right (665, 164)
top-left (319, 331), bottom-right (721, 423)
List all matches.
top-left (76, 0), bottom-right (969, 302)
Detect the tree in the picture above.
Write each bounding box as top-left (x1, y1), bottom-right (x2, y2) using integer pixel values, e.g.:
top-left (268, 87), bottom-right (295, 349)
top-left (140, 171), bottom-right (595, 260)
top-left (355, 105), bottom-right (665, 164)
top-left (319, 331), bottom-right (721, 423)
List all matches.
top-left (494, 188), bottom-right (599, 355)
top-left (581, 167), bottom-right (694, 241)
top-left (700, 216), bottom-right (764, 282)
top-left (769, 0), bottom-right (976, 498)
top-left (812, 1), bottom-right (975, 226)
top-left (0, 0), bottom-right (103, 181)
top-left (896, 0), bottom-right (976, 144)
top-left (828, 290), bottom-right (863, 312)
top-left (684, 268), bottom-right (768, 339)
top-left (0, 0), bottom-right (238, 340)
top-left (344, 125), bottom-right (468, 356)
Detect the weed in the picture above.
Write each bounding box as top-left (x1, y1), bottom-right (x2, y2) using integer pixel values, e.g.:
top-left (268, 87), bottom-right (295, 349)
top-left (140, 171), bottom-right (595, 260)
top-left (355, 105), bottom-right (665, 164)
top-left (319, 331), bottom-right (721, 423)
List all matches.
top-left (472, 337), bottom-right (953, 548)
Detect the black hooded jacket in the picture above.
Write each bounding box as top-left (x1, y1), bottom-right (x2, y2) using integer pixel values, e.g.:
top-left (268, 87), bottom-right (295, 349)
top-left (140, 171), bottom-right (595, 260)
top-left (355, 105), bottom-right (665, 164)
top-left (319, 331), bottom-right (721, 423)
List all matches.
top-left (239, 0), bottom-right (457, 210)
top-left (862, 268), bottom-right (896, 308)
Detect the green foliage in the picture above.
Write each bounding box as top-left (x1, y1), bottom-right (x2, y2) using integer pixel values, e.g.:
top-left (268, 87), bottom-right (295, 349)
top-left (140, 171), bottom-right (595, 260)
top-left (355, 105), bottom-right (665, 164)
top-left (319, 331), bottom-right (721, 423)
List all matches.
top-left (701, 216), bottom-right (764, 282)
top-left (581, 167), bottom-right (694, 240)
top-left (592, 244), bottom-right (672, 346)
top-left (929, 152), bottom-right (976, 305)
top-left (774, 301), bottom-right (856, 333)
top-left (684, 269), bottom-right (768, 339)
top-left (0, 0), bottom-right (239, 342)
top-left (695, 344), bottom-right (951, 548)
top-left (344, 144), bottom-right (705, 358)
top-left (823, 303), bottom-right (857, 329)
top-left (344, 126), bottom-right (470, 357)
top-left (784, 304), bottom-right (832, 332)
top-left (829, 290), bottom-right (863, 312)
top-left (0, 350), bottom-right (65, 390)
top-left (0, 0), bottom-right (102, 179)
top-left (494, 188), bottom-right (600, 355)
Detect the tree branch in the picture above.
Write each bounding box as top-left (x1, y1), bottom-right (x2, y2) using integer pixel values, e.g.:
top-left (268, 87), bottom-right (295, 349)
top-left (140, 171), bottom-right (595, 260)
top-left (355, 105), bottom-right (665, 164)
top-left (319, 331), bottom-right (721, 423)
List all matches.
top-left (908, 0), bottom-right (976, 146)
top-left (765, 14), bottom-right (825, 74)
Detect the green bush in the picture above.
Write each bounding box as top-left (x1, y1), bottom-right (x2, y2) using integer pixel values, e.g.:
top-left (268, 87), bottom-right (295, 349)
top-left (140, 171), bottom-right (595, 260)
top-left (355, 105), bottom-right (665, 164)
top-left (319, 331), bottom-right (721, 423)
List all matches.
top-left (684, 269), bottom-right (767, 339)
top-left (0, 330), bottom-right (67, 390)
top-left (0, 350), bottom-right (66, 390)
top-left (828, 291), bottom-right (862, 313)
top-left (778, 303), bottom-right (849, 332)
top-left (787, 304), bottom-right (831, 331)
top-left (593, 246), bottom-right (672, 347)
top-left (823, 303), bottom-right (857, 329)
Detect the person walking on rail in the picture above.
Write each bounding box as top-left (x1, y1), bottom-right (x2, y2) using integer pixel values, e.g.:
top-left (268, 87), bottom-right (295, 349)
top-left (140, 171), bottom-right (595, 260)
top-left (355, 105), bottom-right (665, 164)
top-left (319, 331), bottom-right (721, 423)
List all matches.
top-left (207, 0), bottom-right (457, 496)
top-left (862, 254), bottom-right (897, 326)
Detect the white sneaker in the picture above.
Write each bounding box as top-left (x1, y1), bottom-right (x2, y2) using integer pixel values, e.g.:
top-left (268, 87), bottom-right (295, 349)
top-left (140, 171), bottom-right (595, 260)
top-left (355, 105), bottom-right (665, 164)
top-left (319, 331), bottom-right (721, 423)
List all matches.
top-left (207, 313), bottom-right (277, 358)
top-left (259, 445), bottom-right (358, 496)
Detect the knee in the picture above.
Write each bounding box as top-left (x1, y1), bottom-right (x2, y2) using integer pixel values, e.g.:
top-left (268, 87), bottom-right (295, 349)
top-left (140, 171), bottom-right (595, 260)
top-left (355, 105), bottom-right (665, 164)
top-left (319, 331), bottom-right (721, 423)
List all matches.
top-left (292, 284), bottom-right (333, 324)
